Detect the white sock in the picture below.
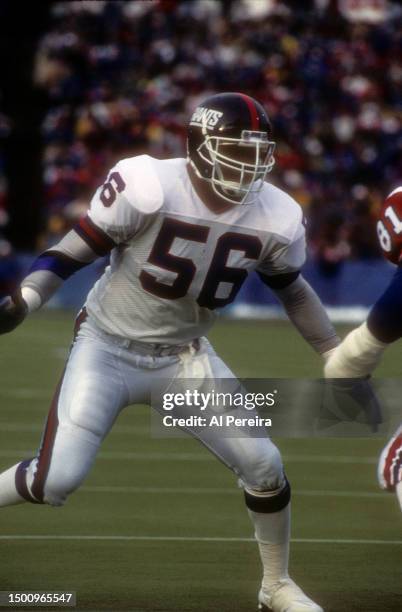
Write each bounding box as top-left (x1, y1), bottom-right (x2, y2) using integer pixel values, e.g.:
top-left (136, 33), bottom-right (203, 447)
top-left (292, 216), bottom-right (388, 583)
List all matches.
top-left (0, 463), bottom-right (26, 507)
top-left (396, 481), bottom-right (402, 512)
top-left (248, 503), bottom-right (290, 591)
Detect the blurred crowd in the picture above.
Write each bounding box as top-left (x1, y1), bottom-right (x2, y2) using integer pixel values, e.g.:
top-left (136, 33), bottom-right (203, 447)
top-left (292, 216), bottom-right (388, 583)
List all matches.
top-left (6, 0), bottom-right (402, 265)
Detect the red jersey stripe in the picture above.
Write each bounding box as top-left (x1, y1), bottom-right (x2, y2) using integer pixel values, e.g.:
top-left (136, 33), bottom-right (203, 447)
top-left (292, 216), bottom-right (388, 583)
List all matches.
top-left (76, 216), bottom-right (116, 256)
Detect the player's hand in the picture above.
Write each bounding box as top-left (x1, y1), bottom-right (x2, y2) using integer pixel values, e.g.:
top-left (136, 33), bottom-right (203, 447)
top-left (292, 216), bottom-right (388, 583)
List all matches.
top-left (324, 376), bottom-right (383, 432)
top-left (0, 291), bottom-right (28, 334)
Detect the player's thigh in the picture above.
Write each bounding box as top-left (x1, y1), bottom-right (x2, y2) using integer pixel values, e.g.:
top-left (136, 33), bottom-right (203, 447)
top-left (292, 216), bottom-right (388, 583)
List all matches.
top-left (30, 332), bottom-right (130, 504)
top-left (201, 337), bottom-right (237, 378)
top-left (57, 333), bottom-right (130, 436)
top-left (195, 425), bottom-right (284, 491)
top-left (180, 338), bottom-right (284, 491)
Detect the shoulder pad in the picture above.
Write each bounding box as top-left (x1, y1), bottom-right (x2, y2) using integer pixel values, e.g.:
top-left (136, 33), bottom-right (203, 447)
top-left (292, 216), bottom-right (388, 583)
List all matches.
top-left (261, 183), bottom-right (304, 241)
top-left (114, 155), bottom-right (164, 214)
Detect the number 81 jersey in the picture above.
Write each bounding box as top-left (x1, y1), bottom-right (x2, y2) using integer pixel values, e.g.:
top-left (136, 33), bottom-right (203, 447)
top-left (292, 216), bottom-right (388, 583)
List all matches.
top-left (377, 186), bottom-right (402, 264)
top-left (84, 155), bottom-right (306, 344)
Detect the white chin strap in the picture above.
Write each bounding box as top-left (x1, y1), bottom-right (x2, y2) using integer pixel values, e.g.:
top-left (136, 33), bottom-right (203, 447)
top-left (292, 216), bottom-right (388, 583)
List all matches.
top-left (213, 176), bottom-right (262, 206)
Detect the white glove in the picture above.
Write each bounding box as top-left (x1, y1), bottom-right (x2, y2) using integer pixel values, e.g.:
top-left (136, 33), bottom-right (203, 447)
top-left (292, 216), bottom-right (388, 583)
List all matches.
top-left (324, 322), bottom-right (388, 378)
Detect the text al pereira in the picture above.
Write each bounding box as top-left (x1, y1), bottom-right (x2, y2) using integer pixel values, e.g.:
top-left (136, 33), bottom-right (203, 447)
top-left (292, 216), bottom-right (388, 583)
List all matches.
top-left (162, 415), bottom-right (272, 428)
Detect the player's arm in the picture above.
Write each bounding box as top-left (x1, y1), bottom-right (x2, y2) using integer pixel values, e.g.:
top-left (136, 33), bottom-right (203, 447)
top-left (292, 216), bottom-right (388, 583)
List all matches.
top-left (256, 205), bottom-right (382, 431)
top-left (257, 222), bottom-right (340, 357)
top-left (0, 217), bottom-right (116, 334)
top-left (257, 221), bottom-right (383, 430)
top-left (325, 187), bottom-right (402, 378)
top-left (0, 159), bottom-right (146, 335)
top-left (264, 270), bottom-right (384, 429)
top-left (324, 265), bottom-right (402, 379)
top-left (259, 270), bottom-right (340, 356)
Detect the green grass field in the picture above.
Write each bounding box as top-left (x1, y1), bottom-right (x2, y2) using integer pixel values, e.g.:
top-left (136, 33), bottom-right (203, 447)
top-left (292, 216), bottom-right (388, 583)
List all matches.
top-left (0, 312), bottom-right (401, 612)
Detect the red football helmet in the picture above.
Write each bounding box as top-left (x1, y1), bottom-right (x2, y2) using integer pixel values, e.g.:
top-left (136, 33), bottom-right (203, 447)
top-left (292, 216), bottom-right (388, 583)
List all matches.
top-left (377, 187), bottom-right (402, 264)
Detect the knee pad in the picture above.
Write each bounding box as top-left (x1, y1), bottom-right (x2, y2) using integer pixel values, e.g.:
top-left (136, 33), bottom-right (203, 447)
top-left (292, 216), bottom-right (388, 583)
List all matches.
top-left (42, 477), bottom-right (70, 507)
top-left (40, 458), bottom-right (85, 507)
top-left (240, 443), bottom-right (284, 492)
top-left (41, 435), bottom-right (96, 506)
top-left (16, 427), bottom-right (90, 506)
top-left (244, 477), bottom-right (291, 513)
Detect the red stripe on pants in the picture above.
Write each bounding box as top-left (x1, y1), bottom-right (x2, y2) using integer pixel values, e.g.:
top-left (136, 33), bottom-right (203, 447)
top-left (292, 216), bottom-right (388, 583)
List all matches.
top-left (31, 371), bottom-right (65, 503)
top-left (73, 307), bottom-right (88, 341)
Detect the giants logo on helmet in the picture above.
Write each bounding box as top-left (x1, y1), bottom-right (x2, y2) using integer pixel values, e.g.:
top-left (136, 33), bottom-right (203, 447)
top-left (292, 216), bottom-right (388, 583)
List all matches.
top-left (190, 107), bottom-right (223, 129)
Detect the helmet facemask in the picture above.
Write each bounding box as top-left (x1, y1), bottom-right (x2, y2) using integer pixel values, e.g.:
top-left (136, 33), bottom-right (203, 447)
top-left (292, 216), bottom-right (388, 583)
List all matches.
top-left (195, 126), bottom-right (275, 205)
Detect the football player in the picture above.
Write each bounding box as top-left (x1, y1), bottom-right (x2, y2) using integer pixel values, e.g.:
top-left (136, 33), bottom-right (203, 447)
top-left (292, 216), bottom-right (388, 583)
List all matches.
top-left (324, 186), bottom-right (402, 511)
top-left (0, 93), bottom-right (340, 612)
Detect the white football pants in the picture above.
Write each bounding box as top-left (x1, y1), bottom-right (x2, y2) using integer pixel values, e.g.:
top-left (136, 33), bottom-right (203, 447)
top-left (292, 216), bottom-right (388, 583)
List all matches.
top-left (16, 315), bottom-right (284, 506)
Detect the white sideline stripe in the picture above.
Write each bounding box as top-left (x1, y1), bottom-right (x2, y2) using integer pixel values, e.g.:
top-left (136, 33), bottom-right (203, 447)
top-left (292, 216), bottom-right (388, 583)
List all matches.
top-left (0, 423), bottom-right (149, 435)
top-left (0, 423), bottom-right (387, 445)
top-left (0, 450), bottom-right (378, 464)
top-left (0, 535), bottom-right (400, 545)
top-left (80, 485), bottom-right (386, 499)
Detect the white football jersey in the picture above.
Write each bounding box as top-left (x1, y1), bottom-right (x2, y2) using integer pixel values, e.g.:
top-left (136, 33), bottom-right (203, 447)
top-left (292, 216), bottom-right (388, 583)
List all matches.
top-left (85, 155), bottom-right (306, 344)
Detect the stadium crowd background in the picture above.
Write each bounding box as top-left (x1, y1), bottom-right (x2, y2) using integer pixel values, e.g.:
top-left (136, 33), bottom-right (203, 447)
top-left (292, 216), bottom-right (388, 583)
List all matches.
top-left (0, 0), bottom-right (402, 295)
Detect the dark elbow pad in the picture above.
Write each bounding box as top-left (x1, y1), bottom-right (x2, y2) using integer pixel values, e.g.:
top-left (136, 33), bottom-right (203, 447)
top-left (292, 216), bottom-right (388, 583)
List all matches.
top-left (257, 270), bottom-right (300, 290)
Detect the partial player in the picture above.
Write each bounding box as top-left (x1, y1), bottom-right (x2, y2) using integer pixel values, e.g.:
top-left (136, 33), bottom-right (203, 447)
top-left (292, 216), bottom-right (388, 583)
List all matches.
top-left (325, 186), bottom-right (402, 511)
top-left (0, 93), bottom-right (340, 611)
